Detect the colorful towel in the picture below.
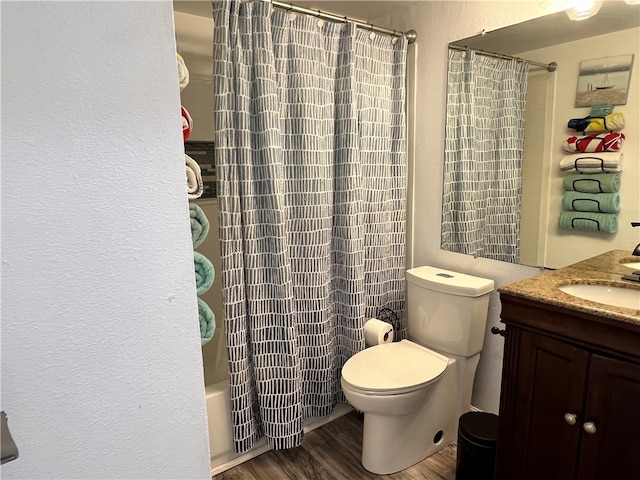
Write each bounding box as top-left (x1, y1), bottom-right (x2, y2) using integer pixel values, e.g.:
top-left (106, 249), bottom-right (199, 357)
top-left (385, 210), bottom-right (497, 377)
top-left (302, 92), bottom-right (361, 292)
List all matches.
top-left (194, 252), bottom-right (214, 295)
top-left (182, 106), bottom-right (193, 143)
top-left (559, 152), bottom-right (623, 173)
top-left (185, 155), bottom-right (203, 199)
top-left (567, 113), bottom-right (625, 133)
top-left (562, 132), bottom-right (625, 153)
top-left (562, 173), bottom-right (620, 193)
top-left (177, 52), bottom-right (189, 91)
top-left (562, 192), bottom-right (620, 213)
top-left (198, 298), bottom-right (215, 345)
top-left (559, 212), bottom-right (617, 233)
top-left (189, 203), bottom-right (210, 248)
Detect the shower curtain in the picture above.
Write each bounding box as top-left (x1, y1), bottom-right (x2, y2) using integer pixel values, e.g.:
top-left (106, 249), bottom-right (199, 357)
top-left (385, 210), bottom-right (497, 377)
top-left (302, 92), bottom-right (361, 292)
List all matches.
top-left (212, 0), bottom-right (407, 453)
top-left (441, 49), bottom-right (528, 264)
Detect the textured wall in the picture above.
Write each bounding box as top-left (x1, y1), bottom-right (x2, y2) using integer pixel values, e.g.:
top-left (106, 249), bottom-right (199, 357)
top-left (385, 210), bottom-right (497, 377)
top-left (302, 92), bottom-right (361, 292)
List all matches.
top-left (1, 2), bottom-right (211, 478)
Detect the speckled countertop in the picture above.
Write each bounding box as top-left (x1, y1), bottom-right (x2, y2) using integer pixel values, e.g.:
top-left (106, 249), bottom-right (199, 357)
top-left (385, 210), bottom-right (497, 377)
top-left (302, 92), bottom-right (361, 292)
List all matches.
top-left (498, 250), bottom-right (640, 325)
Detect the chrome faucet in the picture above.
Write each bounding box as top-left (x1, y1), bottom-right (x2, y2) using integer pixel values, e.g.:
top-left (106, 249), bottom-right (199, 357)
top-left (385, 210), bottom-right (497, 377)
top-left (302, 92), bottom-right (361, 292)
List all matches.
top-left (633, 222), bottom-right (640, 256)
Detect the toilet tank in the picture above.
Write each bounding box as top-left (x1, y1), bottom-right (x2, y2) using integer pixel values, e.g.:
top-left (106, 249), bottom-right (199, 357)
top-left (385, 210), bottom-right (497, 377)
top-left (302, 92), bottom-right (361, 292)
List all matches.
top-left (406, 266), bottom-right (494, 357)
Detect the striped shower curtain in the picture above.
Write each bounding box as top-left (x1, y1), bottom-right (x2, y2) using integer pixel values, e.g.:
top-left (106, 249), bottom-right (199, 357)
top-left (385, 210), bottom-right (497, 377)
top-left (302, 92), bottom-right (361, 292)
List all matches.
top-left (212, 0), bottom-right (407, 453)
top-left (441, 49), bottom-right (528, 264)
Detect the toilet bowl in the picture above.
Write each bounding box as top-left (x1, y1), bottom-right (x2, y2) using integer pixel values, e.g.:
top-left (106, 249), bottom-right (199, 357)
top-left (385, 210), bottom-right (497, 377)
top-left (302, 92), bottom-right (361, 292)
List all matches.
top-left (340, 266), bottom-right (494, 475)
top-left (341, 340), bottom-right (457, 474)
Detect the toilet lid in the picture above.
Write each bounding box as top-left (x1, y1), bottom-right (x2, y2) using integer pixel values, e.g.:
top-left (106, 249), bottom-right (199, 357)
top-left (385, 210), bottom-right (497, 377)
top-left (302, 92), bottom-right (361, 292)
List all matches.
top-left (341, 340), bottom-right (448, 394)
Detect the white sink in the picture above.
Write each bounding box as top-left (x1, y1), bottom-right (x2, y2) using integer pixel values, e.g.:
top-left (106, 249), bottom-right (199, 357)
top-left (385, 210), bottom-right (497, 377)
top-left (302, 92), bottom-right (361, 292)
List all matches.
top-left (621, 261), bottom-right (640, 269)
top-left (559, 284), bottom-right (640, 310)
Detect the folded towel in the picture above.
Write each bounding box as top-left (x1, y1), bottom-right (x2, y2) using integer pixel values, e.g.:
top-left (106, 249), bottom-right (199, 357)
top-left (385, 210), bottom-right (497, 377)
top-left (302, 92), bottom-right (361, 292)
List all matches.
top-left (562, 132), bottom-right (625, 153)
top-left (589, 103), bottom-right (613, 117)
top-left (185, 155), bottom-right (203, 199)
top-left (198, 298), bottom-right (215, 346)
top-left (177, 52), bottom-right (189, 91)
top-left (562, 192), bottom-right (620, 213)
top-left (182, 106), bottom-right (193, 143)
top-left (562, 173), bottom-right (620, 193)
top-left (568, 113), bottom-right (625, 133)
top-left (559, 152), bottom-right (623, 173)
top-left (559, 212), bottom-right (617, 233)
top-left (189, 203), bottom-right (210, 248)
top-left (194, 252), bottom-right (214, 295)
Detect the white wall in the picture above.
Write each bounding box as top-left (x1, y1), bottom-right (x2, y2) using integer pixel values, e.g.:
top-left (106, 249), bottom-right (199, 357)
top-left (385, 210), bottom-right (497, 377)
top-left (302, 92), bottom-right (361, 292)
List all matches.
top-left (378, 1), bottom-right (552, 413)
top-left (1, 2), bottom-right (211, 478)
top-left (521, 27), bottom-right (640, 268)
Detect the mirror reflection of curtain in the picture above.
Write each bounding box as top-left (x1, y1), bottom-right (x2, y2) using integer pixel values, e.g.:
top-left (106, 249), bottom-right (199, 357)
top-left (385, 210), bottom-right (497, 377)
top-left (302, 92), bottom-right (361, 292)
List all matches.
top-left (213, 0), bottom-right (407, 454)
top-left (441, 49), bottom-right (528, 264)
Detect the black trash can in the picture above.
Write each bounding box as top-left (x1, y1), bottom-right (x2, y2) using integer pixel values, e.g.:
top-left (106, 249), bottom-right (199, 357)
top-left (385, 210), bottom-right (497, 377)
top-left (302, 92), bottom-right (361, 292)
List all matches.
top-left (456, 411), bottom-right (498, 480)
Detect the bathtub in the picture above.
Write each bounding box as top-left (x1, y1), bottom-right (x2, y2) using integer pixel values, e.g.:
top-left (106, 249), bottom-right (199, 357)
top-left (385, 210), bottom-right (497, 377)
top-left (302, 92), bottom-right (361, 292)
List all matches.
top-left (206, 379), bottom-right (353, 476)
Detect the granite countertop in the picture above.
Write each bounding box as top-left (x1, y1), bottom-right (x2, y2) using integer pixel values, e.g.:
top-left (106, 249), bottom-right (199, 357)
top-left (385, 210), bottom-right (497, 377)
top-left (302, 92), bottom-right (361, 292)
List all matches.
top-left (498, 250), bottom-right (640, 325)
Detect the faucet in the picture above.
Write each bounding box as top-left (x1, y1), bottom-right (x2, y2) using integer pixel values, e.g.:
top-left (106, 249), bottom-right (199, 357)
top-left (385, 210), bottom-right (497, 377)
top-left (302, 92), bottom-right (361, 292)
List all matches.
top-left (633, 222), bottom-right (640, 256)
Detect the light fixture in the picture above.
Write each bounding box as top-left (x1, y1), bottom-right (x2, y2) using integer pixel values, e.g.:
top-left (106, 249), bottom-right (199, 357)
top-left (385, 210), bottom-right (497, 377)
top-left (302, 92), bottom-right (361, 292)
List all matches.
top-left (624, 0), bottom-right (640, 5)
top-left (565, 0), bottom-right (602, 21)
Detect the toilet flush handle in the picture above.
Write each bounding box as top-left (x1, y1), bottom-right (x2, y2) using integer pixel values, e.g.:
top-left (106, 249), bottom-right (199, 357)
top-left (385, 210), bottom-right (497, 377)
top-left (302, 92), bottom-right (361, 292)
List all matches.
top-left (490, 326), bottom-right (505, 337)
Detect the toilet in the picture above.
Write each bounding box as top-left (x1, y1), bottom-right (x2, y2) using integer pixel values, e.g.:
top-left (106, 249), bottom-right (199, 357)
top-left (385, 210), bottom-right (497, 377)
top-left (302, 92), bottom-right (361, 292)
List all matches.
top-left (341, 266), bottom-right (494, 475)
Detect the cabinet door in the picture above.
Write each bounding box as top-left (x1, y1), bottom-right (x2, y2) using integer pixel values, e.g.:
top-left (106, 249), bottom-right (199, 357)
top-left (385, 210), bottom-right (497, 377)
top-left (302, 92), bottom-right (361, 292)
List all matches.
top-left (497, 330), bottom-right (589, 480)
top-left (577, 354), bottom-right (640, 480)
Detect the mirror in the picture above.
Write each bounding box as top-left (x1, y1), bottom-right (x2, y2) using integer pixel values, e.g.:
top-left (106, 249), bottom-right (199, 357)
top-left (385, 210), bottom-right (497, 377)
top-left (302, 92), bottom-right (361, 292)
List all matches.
top-left (443, 2), bottom-right (640, 269)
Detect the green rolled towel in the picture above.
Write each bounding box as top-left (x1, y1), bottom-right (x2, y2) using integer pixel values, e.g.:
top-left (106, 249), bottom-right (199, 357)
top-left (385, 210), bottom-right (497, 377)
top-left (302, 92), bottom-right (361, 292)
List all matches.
top-left (198, 298), bottom-right (215, 345)
top-left (562, 191), bottom-right (620, 213)
top-left (559, 212), bottom-right (617, 233)
top-left (562, 173), bottom-right (620, 193)
top-left (194, 252), bottom-right (215, 295)
top-left (189, 203), bottom-right (210, 248)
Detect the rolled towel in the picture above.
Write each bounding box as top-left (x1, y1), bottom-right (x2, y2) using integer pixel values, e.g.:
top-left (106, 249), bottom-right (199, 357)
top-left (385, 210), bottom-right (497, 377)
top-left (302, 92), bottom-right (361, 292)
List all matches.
top-left (562, 173), bottom-right (620, 193)
top-left (189, 203), bottom-right (210, 248)
top-left (559, 152), bottom-right (623, 173)
top-left (182, 106), bottom-right (193, 143)
top-left (177, 52), bottom-right (189, 91)
top-left (559, 212), bottom-right (617, 234)
top-left (198, 298), bottom-right (215, 346)
top-left (562, 192), bottom-right (620, 213)
top-left (194, 252), bottom-right (215, 295)
top-left (562, 132), bottom-right (625, 153)
top-left (185, 154), bottom-right (203, 199)
top-left (567, 113), bottom-right (625, 133)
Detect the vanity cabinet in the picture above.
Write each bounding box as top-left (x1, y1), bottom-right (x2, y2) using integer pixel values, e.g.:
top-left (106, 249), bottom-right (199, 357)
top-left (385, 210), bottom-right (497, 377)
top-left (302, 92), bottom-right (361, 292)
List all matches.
top-left (496, 294), bottom-right (640, 480)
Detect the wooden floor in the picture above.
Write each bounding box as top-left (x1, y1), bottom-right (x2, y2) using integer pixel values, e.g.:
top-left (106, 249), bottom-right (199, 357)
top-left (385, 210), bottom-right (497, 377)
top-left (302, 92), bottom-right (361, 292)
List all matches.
top-left (214, 411), bottom-right (457, 480)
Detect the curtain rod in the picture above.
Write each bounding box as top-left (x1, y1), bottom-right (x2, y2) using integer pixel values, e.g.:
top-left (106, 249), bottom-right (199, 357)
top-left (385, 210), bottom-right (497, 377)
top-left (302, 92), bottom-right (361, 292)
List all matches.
top-left (449, 45), bottom-right (557, 72)
top-left (266, 0), bottom-right (417, 44)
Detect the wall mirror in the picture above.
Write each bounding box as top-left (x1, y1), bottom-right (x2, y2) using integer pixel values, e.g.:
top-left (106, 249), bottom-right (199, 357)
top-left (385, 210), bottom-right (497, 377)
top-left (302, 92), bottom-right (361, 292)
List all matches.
top-left (443, 2), bottom-right (640, 269)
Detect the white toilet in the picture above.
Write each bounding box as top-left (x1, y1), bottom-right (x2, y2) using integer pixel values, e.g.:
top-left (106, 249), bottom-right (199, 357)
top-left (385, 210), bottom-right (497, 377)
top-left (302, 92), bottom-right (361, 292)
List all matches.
top-left (341, 266), bottom-right (494, 475)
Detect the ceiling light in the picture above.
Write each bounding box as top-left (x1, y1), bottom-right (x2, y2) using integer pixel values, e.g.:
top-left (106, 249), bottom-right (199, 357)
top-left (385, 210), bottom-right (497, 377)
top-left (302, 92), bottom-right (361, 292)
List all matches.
top-left (565, 0), bottom-right (602, 21)
top-left (624, 0), bottom-right (640, 5)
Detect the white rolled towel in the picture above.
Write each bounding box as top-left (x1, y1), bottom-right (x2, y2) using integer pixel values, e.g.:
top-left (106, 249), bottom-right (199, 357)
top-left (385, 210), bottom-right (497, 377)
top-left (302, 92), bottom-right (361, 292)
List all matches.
top-left (177, 52), bottom-right (189, 91)
top-left (559, 152), bottom-right (623, 174)
top-left (185, 154), bottom-right (203, 199)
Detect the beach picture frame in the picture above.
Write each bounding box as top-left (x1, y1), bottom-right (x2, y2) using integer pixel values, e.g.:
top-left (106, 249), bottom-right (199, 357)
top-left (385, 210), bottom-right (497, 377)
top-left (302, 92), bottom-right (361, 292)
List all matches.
top-left (575, 54), bottom-right (634, 107)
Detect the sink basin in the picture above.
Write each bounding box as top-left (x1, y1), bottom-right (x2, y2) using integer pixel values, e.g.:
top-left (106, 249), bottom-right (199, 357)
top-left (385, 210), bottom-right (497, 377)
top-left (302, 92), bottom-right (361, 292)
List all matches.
top-left (559, 284), bottom-right (640, 310)
top-left (619, 257), bottom-right (640, 269)
top-left (621, 261), bottom-right (640, 269)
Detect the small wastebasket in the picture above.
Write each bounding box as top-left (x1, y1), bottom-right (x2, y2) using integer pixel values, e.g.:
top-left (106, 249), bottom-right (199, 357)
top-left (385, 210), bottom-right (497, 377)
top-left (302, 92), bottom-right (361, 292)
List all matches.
top-left (456, 411), bottom-right (498, 480)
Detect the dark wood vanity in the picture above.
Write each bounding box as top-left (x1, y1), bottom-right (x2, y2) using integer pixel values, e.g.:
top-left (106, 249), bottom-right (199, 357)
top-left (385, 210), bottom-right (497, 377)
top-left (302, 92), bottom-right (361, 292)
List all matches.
top-left (495, 250), bottom-right (640, 480)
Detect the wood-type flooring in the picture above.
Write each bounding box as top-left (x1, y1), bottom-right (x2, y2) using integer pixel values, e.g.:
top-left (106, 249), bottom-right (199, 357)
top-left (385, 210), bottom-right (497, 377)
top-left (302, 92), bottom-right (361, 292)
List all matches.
top-left (214, 411), bottom-right (457, 480)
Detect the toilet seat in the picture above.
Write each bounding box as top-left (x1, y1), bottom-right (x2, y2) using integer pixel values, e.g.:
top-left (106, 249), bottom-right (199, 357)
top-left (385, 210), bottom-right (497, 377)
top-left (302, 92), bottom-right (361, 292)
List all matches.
top-left (341, 340), bottom-right (448, 395)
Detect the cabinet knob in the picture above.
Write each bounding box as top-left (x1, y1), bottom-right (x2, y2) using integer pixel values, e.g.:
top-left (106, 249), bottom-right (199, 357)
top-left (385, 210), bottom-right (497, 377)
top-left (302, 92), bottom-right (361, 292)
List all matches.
top-left (583, 421), bottom-right (597, 434)
top-left (564, 413), bottom-right (577, 425)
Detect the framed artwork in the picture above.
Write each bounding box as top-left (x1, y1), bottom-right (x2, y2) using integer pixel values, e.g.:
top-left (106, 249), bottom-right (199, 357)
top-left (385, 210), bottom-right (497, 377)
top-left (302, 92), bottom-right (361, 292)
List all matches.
top-left (185, 141), bottom-right (216, 199)
top-left (575, 54), bottom-right (634, 107)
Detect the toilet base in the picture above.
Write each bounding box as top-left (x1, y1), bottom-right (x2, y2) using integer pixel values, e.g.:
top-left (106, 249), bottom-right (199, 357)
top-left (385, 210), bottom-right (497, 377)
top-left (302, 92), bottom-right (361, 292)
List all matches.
top-left (360, 361), bottom-right (458, 475)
